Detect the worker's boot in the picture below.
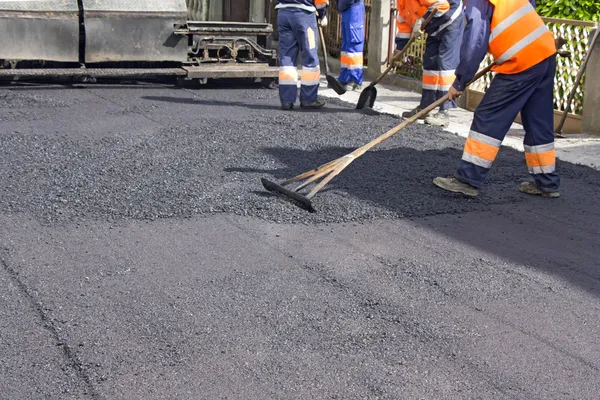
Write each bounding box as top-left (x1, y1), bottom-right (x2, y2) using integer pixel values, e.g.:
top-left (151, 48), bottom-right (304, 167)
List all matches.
top-left (300, 99), bottom-right (326, 109)
top-left (425, 110), bottom-right (450, 127)
top-left (433, 177), bottom-right (479, 197)
top-left (402, 106), bottom-right (428, 120)
top-left (281, 103), bottom-right (294, 110)
top-left (518, 181), bottom-right (560, 198)
top-left (344, 82), bottom-right (361, 92)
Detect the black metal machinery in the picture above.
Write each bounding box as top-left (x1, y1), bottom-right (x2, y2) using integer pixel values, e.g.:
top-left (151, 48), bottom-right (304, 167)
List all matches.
top-left (0, 0), bottom-right (278, 84)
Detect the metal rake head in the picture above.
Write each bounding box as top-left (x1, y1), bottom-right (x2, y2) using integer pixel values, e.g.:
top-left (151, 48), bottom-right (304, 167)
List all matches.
top-left (261, 155), bottom-right (355, 212)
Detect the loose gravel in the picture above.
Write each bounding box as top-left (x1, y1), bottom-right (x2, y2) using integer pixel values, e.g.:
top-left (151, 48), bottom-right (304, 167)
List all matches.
top-left (0, 82), bottom-right (597, 225)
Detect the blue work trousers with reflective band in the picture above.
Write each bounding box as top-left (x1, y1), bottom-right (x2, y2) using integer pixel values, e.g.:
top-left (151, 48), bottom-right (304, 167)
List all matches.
top-left (338, 3), bottom-right (365, 85)
top-left (456, 56), bottom-right (560, 192)
top-left (277, 8), bottom-right (320, 105)
top-left (420, 15), bottom-right (463, 111)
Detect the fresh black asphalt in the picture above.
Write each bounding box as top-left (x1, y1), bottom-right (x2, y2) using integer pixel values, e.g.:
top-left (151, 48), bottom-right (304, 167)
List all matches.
top-left (0, 81), bottom-right (599, 399)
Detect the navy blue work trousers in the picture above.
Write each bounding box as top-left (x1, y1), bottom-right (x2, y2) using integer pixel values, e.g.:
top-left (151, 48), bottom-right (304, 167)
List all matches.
top-left (456, 55), bottom-right (560, 192)
top-left (277, 8), bottom-right (320, 105)
top-left (338, 3), bottom-right (365, 85)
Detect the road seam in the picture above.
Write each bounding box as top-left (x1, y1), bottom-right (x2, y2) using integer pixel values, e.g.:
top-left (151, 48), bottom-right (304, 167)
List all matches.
top-left (0, 248), bottom-right (101, 400)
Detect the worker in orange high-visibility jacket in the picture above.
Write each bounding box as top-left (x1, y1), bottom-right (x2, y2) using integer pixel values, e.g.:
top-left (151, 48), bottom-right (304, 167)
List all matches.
top-left (275, 0), bottom-right (329, 110)
top-left (433, 0), bottom-right (560, 198)
top-left (395, 0), bottom-right (464, 127)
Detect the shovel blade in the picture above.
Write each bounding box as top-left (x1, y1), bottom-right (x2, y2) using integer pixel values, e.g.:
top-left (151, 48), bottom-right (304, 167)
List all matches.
top-left (326, 74), bottom-right (347, 95)
top-left (261, 178), bottom-right (316, 213)
top-left (356, 86), bottom-right (377, 109)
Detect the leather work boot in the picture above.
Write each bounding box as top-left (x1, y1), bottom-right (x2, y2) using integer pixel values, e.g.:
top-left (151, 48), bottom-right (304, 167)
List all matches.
top-left (433, 177), bottom-right (479, 197)
top-left (519, 181), bottom-right (560, 198)
top-left (281, 103), bottom-right (294, 110)
top-left (402, 106), bottom-right (428, 120)
top-left (425, 110), bottom-right (450, 127)
top-left (300, 99), bottom-right (326, 109)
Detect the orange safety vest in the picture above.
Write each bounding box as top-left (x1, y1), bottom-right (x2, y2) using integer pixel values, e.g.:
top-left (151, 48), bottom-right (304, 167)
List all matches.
top-left (395, 0), bottom-right (453, 39)
top-left (488, 0), bottom-right (556, 74)
top-left (396, 0), bottom-right (428, 27)
top-left (395, 0), bottom-right (428, 39)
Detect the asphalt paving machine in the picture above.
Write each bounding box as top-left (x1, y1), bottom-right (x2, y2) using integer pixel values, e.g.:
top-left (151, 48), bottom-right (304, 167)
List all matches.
top-left (0, 0), bottom-right (278, 85)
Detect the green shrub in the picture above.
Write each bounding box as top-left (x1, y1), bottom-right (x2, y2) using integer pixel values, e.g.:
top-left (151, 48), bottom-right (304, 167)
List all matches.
top-left (537, 0), bottom-right (600, 22)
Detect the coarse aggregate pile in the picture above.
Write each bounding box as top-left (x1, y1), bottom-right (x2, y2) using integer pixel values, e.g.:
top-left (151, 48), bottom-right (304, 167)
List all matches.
top-left (0, 82), bottom-right (597, 225)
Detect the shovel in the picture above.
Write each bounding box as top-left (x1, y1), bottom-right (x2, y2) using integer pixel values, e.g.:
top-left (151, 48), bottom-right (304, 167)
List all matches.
top-left (262, 63), bottom-right (495, 212)
top-left (356, 10), bottom-right (437, 110)
top-left (317, 22), bottom-right (347, 95)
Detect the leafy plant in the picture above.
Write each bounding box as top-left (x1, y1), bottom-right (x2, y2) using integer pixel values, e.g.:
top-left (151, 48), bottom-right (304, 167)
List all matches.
top-left (537, 0), bottom-right (599, 22)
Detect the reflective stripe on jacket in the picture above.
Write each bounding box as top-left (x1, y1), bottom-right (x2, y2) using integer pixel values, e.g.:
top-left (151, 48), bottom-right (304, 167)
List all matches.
top-left (488, 0), bottom-right (556, 74)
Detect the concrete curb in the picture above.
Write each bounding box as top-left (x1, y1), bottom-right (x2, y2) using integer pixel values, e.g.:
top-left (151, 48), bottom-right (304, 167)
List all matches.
top-left (326, 56), bottom-right (423, 94)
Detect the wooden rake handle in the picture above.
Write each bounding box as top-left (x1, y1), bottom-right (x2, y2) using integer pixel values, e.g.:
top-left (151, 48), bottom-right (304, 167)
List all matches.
top-left (283, 63), bottom-right (495, 200)
top-left (350, 63), bottom-right (495, 160)
top-left (420, 7), bottom-right (439, 30)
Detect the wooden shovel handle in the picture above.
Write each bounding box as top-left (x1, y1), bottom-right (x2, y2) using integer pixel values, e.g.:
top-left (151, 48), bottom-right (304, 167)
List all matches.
top-left (371, 8), bottom-right (438, 87)
top-left (314, 12), bottom-right (331, 75)
top-left (421, 8), bottom-right (438, 31)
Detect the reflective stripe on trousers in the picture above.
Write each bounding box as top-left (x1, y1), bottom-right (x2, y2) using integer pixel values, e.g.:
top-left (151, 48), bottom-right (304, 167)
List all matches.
top-left (524, 143), bottom-right (556, 174)
top-left (420, 15), bottom-right (463, 111)
top-left (277, 7), bottom-right (320, 104)
top-left (301, 66), bottom-right (321, 87)
top-left (455, 56), bottom-right (560, 192)
top-left (338, 3), bottom-right (365, 85)
top-left (422, 69), bottom-right (456, 92)
top-left (461, 130), bottom-right (502, 169)
top-left (279, 66), bottom-right (298, 86)
top-left (340, 52), bottom-right (363, 70)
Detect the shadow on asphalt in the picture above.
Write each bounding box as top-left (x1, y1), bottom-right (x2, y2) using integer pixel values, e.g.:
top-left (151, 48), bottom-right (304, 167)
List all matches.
top-left (0, 83), bottom-right (172, 91)
top-left (142, 95), bottom-right (358, 113)
top-left (243, 145), bottom-right (600, 298)
top-left (0, 78), bottom-right (269, 91)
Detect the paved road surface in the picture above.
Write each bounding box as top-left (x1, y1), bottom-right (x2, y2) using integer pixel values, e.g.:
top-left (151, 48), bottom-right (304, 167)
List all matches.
top-left (1, 81), bottom-right (599, 399)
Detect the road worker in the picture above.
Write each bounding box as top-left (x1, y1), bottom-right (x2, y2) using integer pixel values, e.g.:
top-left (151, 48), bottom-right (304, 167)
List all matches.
top-left (336, 0), bottom-right (366, 91)
top-left (433, 0), bottom-right (560, 198)
top-left (275, 0), bottom-right (329, 110)
top-left (395, 0), bottom-right (464, 127)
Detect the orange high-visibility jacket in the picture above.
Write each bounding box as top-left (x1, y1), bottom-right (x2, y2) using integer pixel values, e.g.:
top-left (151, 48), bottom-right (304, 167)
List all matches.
top-left (488, 0), bottom-right (556, 74)
top-left (395, 0), bottom-right (460, 39)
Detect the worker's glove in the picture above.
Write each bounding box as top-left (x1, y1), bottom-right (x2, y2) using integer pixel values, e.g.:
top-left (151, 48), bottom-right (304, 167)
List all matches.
top-left (412, 19), bottom-right (423, 39)
top-left (317, 8), bottom-right (327, 25)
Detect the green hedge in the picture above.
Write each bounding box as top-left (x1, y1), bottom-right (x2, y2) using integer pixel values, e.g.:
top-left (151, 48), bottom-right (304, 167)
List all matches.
top-left (537, 0), bottom-right (600, 22)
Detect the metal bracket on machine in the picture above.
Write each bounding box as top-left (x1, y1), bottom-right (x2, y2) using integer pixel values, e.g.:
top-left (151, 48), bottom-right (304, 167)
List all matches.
top-left (176, 21), bottom-right (277, 66)
top-left (173, 21), bottom-right (274, 36)
top-left (189, 37), bottom-right (275, 61)
top-left (0, 3), bottom-right (279, 81)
